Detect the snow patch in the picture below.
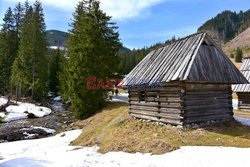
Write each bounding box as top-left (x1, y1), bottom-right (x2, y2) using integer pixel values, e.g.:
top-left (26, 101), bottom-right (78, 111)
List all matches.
top-left (21, 126), bottom-right (56, 139)
top-left (0, 130), bottom-right (82, 167)
top-left (0, 97), bottom-right (8, 107)
top-left (3, 112), bottom-right (27, 122)
top-left (23, 132), bottom-right (38, 139)
top-left (0, 98), bottom-right (52, 122)
top-left (1, 130), bottom-right (250, 167)
top-left (234, 116), bottom-right (250, 126)
top-left (0, 112), bottom-right (5, 118)
top-left (232, 99), bottom-right (238, 109)
top-left (21, 126), bottom-right (56, 134)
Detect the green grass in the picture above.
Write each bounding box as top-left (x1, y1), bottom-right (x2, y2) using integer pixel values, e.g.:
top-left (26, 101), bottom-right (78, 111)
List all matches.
top-left (71, 103), bottom-right (250, 154)
top-left (242, 47), bottom-right (250, 53)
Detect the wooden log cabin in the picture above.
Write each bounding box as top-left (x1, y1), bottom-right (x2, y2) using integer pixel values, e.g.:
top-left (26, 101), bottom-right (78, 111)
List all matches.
top-left (121, 33), bottom-right (248, 126)
top-left (233, 58), bottom-right (250, 111)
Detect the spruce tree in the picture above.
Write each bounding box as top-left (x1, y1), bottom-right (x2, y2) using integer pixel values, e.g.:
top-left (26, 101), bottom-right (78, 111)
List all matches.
top-left (11, 5), bottom-right (33, 99)
top-left (235, 47), bottom-right (243, 62)
top-left (30, 0), bottom-right (47, 100)
top-left (66, 0), bottom-right (121, 119)
top-left (11, 1), bottom-right (47, 100)
top-left (59, 57), bottom-right (69, 101)
top-left (48, 48), bottom-right (65, 95)
top-left (0, 8), bottom-right (17, 94)
top-left (14, 3), bottom-right (25, 36)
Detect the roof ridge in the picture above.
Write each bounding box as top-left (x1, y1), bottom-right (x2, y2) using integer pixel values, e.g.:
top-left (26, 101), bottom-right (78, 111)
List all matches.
top-left (180, 33), bottom-right (206, 80)
top-left (156, 32), bottom-right (206, 51)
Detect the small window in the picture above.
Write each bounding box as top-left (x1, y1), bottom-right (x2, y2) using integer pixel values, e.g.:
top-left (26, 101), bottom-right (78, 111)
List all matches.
top-left (139, 90), bottom-right (146, 102)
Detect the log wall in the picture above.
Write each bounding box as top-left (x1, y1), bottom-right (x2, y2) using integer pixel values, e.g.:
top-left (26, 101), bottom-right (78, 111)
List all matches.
top-left (237, 93), bottom-right (250, 111)
top-left (128, 82), bottom-right (183, 126)
top-left (183, 83), bottom-right (233, 125)
top-left (128, 82), bottom-right (233, 126)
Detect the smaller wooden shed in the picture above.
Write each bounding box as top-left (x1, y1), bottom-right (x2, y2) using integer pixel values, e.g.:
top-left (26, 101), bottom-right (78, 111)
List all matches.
top-left (122, 33), bottom-right (248, 126)
top-left (233, 58), bottom-right (250, 111)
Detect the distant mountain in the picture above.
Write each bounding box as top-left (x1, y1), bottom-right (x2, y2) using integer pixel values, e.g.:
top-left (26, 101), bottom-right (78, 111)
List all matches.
top-left (198, 10), bottom-right (250, 44)
top-left (119, 47), bottom-right (131, 54)
top-left (46, 30), bottom-right (131, 53)
top-left (46, 30), bottom-right (69, 47)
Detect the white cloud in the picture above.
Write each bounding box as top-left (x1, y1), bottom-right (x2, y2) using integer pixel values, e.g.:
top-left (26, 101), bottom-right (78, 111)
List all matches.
top-left (100, 0), bottom-right (166, 20)
top-left (4, 0), bottom-right (167, 20)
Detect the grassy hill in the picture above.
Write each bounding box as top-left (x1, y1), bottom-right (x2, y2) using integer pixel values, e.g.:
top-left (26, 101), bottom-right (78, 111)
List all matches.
top-left (70, 103), bottom-right (250, 154)
top-left (224, 27), bottom-right (250, 57)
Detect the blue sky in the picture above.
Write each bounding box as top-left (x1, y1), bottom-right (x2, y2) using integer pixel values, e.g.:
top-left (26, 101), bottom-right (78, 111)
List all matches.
top-left (0, 0), bottom-right (249, 49)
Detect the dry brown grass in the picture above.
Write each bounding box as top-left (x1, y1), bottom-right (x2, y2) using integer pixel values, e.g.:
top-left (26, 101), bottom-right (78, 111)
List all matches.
top-left (71, 103), bottom-right (250, 154)
top-left (234, 109), bottom-right (250, 119)
top-left (223, 27), bottom-right (250, 57)
top-left (229, 58), bottom-right (242, 70)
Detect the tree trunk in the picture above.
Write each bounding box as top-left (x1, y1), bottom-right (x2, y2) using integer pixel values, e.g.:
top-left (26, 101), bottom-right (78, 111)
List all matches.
top-left (15, 85), bottom-right (18, 103)
top-left (32, 63), bottom-right (35, 101)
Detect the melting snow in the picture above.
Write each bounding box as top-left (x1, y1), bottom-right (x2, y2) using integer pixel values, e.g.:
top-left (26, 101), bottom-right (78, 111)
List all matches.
top-left (0, 130), bottom-right (250, 167)
top-left (0, 97), bottom-right (7, 107)
top-left (3, 112), bottom-right (27, 122)
top-left (232, 99), bottom-right (238, 109)
top-left (20, 126), bottom-right (56, 139)
top-left (22, 132), bottom-right (38, 139)
top-left (0, 97), bottom-right (52, 122)
top-left (0, 112), bottom-right (5, 118)
top-left (234, 116), bottom-right (250, 126)
top-left (21, 126), bottom-right (56, 134)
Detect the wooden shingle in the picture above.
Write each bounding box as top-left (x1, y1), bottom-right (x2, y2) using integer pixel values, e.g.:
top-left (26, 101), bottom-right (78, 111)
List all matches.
top-left (122, 33), bottom-right (248, 87)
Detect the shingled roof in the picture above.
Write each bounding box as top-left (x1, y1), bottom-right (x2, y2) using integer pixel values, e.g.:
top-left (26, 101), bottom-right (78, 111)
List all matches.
top-left (233, 58), bottom-right (250, 92)
top-left (122, 33), bottom-right (248, 86)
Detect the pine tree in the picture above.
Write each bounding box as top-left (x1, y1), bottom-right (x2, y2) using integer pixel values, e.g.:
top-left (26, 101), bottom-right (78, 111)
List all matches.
top-left (235, 47), bottom-right (243, 62)
top-left (48, 48), bottom-right (65, 95)
top-left (66, 0), bottom-right (121, 119)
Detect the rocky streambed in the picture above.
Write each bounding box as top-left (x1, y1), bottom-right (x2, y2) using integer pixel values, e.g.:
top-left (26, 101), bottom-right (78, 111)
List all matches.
top-left (0, 99), bottom-right (76, 143)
